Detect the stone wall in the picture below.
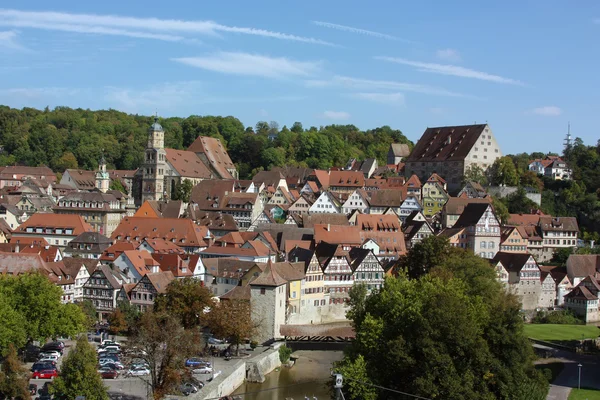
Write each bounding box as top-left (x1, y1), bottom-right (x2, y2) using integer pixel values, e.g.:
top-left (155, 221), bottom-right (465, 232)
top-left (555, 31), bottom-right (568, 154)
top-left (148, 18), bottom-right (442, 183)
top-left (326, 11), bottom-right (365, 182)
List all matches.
top-left (487, 186), bottom-right (541, 205)
top-left (287, 303), bottom-right (348, 325)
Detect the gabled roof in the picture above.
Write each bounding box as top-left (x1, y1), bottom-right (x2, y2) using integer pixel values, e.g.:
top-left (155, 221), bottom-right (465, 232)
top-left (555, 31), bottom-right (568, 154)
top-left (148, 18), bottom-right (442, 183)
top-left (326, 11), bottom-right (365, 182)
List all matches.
top-left (100, 242), bottom-right (136, 262)
top-left (165, 149), bottom-right (213, 179)
top-left (252, 170), bottom-right (285, 188)
top-left (62, 257), bottom-right (99, 274)
top-left (0, 166), bottom-right (56, 180)
top-left (302, 214), bottom-right (349, 228)
top-left (539, 216), bottom-right (579, 232)
top-left (70, 231), bottom-right (112, 245)
top-left (567, 255), bottom-right (600, 278)
top-left (367, 189), bottom-right (404, 208)
top-left (186, 207), bottom-right (238, 232)
top-left (508, 212), bottom-right (543, 226)
top-left (328, 171), bottom-right (365, 188)
top-left (356, 214), bottom-right (401, 231)
top-left (492, 252), bottom-right (535, 273)
top-left (151, 253), bottom-right (192, 277)
top-left (189, 179), bottom-right (236, 206)
top-left (220, 284), bottom-right (251, 300)
top-left (89, 264), bottom-right (124, 289)
top-left (14, 213), bottom-right (93, 236)
top-left (444, 197), bottom-right (492, 215)
top-left (140, 238), bottom-right (185, 254)
top-left (134, 200), bottom-right (184, 219)
top-left (453, 203), bottom-right (493, 228)
top-left (427, 173), bottom-right (446, 185)
top-left (187, 136), bottom-right (235, 179)
top-left (406, 124), bottom-right (488, 162)
top-left (250, 261), bottom-right (287, 287)
top-left (312, 170), bottom-right (330, 190)
top-left (0, 251), bottom-right (49, 275)
top-left (64, 169), bottom-right (96, 190)
top-left (405, 174), bottom-right (422, 188)
top-left (565, 285), bottom-right (598, 301)
top-left (142, 271), bottom-right (175, 293)
top-left (314, 224), bottom-right (361, 245)
top-left (122, 250), bottom-right (158, 277)
top-left (111, 217), bottom-right (210, 248)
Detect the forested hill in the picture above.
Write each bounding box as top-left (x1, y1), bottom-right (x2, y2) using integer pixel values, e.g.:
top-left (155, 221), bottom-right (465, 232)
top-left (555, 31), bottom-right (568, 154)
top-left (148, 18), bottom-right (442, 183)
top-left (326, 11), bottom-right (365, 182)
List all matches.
top-left (0, 106), bottom-right (412, 179)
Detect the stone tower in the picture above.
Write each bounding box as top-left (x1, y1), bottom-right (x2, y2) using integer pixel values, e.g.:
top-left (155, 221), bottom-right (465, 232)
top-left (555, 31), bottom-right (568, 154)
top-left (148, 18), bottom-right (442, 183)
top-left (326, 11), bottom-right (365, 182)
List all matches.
top-left (142, 116), bottom-right (167, 202)
top-left (95, 155), bottom-right (110, 193)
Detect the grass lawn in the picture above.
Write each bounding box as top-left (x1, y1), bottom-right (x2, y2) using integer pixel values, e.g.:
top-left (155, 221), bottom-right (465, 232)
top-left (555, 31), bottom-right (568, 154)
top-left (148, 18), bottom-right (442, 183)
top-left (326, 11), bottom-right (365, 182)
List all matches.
top-left (524, 324), bottom-right (600, 341)
top-left (569, 388), bottom-right (600, 400)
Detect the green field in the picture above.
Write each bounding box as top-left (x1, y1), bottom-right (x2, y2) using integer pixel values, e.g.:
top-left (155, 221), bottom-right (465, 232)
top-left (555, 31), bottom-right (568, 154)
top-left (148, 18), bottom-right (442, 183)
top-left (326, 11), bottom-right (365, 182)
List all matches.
top-left (569, 388), bottom-right (600, 400)
top-left (524, 324), bottom-right (600, 341)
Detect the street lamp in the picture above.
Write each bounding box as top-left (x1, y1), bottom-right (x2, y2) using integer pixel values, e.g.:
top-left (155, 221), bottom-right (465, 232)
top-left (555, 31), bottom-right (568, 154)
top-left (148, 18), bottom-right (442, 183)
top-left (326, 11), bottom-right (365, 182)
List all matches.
top-left (578, 363), bottom-right (582, 390)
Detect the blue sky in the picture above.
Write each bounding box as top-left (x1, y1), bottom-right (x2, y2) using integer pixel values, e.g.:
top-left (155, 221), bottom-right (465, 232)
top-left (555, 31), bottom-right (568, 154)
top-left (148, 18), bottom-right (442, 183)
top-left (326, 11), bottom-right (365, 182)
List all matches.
top-left (0, 1), bottom-right (599, 155)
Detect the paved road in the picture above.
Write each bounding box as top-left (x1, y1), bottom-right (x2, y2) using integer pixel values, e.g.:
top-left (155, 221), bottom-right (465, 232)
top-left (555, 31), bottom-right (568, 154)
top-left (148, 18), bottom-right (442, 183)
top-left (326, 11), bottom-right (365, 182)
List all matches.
top-left (535, 346), bottom-right (600, 400)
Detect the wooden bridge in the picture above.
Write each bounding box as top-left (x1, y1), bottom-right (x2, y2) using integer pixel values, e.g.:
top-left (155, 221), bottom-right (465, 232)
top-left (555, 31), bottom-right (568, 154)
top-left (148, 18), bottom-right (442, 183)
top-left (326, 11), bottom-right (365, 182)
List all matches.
top-left (280, 323), bottom-right (355, 343)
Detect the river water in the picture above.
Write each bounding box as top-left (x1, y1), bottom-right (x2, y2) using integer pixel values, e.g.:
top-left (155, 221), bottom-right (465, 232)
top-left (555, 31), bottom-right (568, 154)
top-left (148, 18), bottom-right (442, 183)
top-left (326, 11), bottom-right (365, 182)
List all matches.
top-left (231, 350), bottom-right (343, 400)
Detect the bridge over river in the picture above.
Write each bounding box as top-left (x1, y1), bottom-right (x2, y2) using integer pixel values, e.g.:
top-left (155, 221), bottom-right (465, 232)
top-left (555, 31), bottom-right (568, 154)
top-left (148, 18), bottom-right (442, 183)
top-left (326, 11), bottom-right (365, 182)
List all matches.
top-left (280, 323), bottom-right (355, 351)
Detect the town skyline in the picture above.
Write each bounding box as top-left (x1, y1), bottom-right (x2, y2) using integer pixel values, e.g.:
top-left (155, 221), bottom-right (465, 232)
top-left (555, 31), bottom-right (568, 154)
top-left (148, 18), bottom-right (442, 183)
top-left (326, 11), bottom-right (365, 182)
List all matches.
top-left (1, 1), bottom-right (600, 154)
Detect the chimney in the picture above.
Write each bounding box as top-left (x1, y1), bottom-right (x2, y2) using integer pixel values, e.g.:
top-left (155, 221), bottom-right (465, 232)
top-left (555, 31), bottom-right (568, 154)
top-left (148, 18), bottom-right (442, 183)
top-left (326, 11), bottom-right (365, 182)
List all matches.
top-left (327, 224), bottom-right (330, 232)
top-left (294, 256), bottom-right (298, 263)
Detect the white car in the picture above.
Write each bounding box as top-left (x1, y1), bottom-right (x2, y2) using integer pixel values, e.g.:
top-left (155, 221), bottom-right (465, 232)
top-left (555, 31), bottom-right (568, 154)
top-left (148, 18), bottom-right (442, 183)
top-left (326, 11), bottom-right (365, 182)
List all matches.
top-left (38, 355), bottom-right (59, 363)
top-left (192, 365), bottom-right (213, 375)
top-left (126, 367), bottom-right (150, 377)
top-left (101, 340), bottom-right (121, 347)
top-left (39, 351), bottom-right (61, 358)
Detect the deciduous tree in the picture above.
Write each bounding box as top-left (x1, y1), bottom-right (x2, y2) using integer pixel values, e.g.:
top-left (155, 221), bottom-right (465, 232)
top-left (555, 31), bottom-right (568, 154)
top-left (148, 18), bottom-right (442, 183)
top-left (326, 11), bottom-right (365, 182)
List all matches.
top-left (155, 278), bottom-right (214, 329)
top-left (463, 165), bottom-right (488, 186)
top-left (127, 311), bottom-right (201, 399)
top-left (490, 156), bottom-right (519, 186)
top-left (107, 309), bottom-right (128, 335)
top-left (396, 235), bottom-right (452, 279)
top-left (0, 344), bottom-right (30, 399)
top-left (208, 299), bottom-right (255, 356)
top-left (50, 337), bottom-right (109, 400)
top-left (77, 299), bottom-right (98, 328)
top-left (0, 293), bottom-right (27, 355)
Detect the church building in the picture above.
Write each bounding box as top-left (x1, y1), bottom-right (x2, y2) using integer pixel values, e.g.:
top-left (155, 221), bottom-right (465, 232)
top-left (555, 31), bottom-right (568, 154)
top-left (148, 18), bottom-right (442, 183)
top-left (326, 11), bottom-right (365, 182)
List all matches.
top-left (134, 117), bottom-right (238, 205)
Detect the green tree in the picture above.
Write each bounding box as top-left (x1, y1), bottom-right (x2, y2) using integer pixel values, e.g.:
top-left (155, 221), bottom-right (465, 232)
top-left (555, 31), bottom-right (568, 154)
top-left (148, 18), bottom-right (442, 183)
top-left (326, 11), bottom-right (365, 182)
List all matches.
top-left (346, 283), bottom-right (368, 329)
top-left (50, 336), bottom-right (109, 400)
top-left (550, 247), bottom-right (574, 266)
top-left (0, 273), bottom-right (86, 343)
top-left (0, 344), bottom-right (30, 399)
top-left (0, 293), bottom-right (27, 355)
top-left (55, 151), bottom-right (78, 171)
top-left (492, 196), bottom-right (510, 225)
top-left (127, 311), bottom-right (201, 399)
top-left (117, 301), bottom-right (141, 331)
top-left (154, 277), bottom-right (214, 329)
top-left (397, 235), bottom-right (452, 279)
top-left (490, 156), bottom-right (519, 186)
top-left (520, 170), bottom-right (544, 192)
top-left (172, 179), bottom-right (194, 202)
top-left (107, 309), bottom-right (128, 335)
top-left (109, 178), bottom-right (127, 194)
top-left (463, 165), bottom-right (488, 186)
top-left (333, 355), bottom-right (377, 400)
top-left (505, 187), bottom-right (539, 214)
top-left (78, 299), bottom-right (98, 328)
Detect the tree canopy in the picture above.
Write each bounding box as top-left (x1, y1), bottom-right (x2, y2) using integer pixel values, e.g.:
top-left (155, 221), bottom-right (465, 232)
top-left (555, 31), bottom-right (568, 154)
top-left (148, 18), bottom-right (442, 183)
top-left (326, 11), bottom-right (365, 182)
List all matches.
top-left (0, 106), bottom-right (411, 179)
top-left (341, 243), bottom-right (548, 400)
top-left (154, 277), bottom-right (214, 329)
top-left (0, 344), bottom-right (30, 399)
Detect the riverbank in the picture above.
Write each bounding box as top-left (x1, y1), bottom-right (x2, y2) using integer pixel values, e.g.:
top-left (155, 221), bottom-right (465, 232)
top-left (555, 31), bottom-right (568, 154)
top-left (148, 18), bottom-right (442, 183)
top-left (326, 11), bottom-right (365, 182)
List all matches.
top-left (232, 350), bottom-right (343, 400)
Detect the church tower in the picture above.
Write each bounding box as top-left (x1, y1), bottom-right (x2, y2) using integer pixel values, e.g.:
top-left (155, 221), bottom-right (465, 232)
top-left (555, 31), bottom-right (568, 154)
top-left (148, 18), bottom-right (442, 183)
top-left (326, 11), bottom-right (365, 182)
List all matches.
top-left (95, 155), bottom-right (110, 193)
top-left (142, 116), bottom-right (167, 202)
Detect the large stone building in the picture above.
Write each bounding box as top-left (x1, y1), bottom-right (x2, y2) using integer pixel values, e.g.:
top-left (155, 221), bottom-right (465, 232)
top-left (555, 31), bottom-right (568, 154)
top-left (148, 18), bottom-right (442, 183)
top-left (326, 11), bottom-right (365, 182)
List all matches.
top-left (405, 124), bottom-right (502, 193)
top-left (135, 117), bottom-right (238, 204)
top-left (54, 191), bottom-right (127, 236)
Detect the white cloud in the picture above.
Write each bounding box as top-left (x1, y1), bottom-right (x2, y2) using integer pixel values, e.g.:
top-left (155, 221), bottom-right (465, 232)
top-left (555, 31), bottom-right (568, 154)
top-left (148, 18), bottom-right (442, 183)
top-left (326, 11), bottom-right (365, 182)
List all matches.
top-left (350, 92), bottom-right (405, 105)
top-left (0, 30), bottom-right (29, 51)
top-left (321, 110), bottom-right (351, 120)
top-left (375, 56), bottom-right (524, 85)
top-left (173, 52), bottom-right (321, 79)
top-left (311, 21), bottom-right (411, 43)
top-left (104, 81), bottom-right (203, 114)
top-left (0, 9), bottom-right (335, 45)
top-left (306, 75), bottom-right (469, 97)
top-left (530, 106), bottom-right (562, 116)
top-left (1, 87), bottom-right (81, 98)
top-left (436, 48), bottom-right (461, 62)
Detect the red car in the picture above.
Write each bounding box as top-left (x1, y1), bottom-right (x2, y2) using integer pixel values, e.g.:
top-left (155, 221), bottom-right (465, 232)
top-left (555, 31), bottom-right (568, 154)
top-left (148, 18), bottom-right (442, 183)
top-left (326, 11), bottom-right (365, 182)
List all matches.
top-left (98, 367), bottom-right (118, 379)
top-left (32, 369), bottom-right (58, 379)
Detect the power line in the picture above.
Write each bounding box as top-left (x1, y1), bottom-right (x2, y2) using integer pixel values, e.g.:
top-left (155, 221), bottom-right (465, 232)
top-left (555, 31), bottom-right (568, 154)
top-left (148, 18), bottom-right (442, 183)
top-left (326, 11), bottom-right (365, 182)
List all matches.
top-left (201, 378), bottom-right (331, 400)
top-left (343, 377), bottom-right (432, 400)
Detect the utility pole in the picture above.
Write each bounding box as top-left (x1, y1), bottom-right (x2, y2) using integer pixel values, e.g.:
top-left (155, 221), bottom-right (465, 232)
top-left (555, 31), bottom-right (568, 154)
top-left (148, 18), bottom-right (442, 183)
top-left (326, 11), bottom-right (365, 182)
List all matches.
top-left (334, 374), bottom-right (343, 400)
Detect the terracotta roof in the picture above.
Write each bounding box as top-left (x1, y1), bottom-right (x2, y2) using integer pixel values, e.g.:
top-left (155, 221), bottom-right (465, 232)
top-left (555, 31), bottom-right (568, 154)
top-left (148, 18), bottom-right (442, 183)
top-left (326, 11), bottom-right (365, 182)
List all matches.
top-left (0, 166), bottom-right (56, 180)
top-left (122, 250), bottom-right (159, 277)
top-left (144, 271), bottom-right (175, 293)
top-left (427, 173), bottom-right (447, 185)
top-left (364, 178), bottom-right (389, 189)
top-left (20, 244), bottom-right (61, 262)
top-left (100, 242), bottom-right (136, 262)
top-left (284, 240), bottom-right (313, 257)
top-left (438, 226), bottom-right (466, 239)
top-left (307, 181), bottom-right (320, 193)
top-left (272, 261), bottom-right (305, 282)
top-left (200, 241), bottom-right (271, 257)
top-left (8, 237), bottom-right (49, 247)
top-left (357, 214), bottom-right (401, 231)
top-left (257, 225), bottom-right (314, 251)
top-left (186, 207), bottom-right (238, 232)
top-left (111, 217), bottom-right (210, 248)
top-left (367, 189), bottom-right (405, 208)
top-left (140, 238), bottom-right (185, 254)
top-left (539, 216), bottom-right (579, 232)
top-left (189, 179), bottom-right (236, 206)
top-left (121, 283), bottom-right (136, 299)
top-left (565, 285), bottom-right (598, 301)
top-left (508, 212), bottom-right (543, 226)
top-left (250, 261), bottom-right (287, 286)
top-left (64, 169), bottom-right (96, 190)
top-left (252, 170), bottom-right (285, 188)
top-left (271, 166), bottom-right (314, 184)
top-left (545, 265), bottom-right (569, 285)
top-left (359, 231), bottom-right (406, 256)
top-left (134, 200), bottom-right (184, 219)
top-left (313, 224), bottom-right (361, 245)
top-left (203, 258), bottom-right (258, 279)
top-left (187, 136), bottom-right (235, 179)
top-left (443, 197), bottom-right (491, 216)
top-left (312, 170), bottom-right (331, 190)
top-left (302, 214), bottom-right (349, 228)
top-left (62, 257), bottom-right (99, 274)
top-left (517, 225), bottom-right (542, 242)
top-left (406, 124), bottom-right (488, 162)
top-left (405, 174), bottom-right (422, 188)
top-left (151, 253), bottom-right (192, 277)
top-left (14, 213), bottom-right (93, 236)
top-left (165, 149), bottom-right (213, 179)
top-left (329, 171), bottom-right (365, 188)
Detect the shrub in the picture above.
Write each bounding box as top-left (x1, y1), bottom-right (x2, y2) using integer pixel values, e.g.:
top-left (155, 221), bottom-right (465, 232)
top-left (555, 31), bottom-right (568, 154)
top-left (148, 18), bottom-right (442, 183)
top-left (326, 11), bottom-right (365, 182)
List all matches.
top-left (278, 344), bottom-right (292, 363)
top-left (532, 310), bottom-right (583, 325)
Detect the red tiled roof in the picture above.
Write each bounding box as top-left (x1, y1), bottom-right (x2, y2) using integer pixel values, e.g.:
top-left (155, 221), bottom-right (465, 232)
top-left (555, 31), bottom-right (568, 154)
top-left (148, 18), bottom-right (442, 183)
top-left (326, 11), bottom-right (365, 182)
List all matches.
top-left (313, 224), bottom-right (361, 245)
top-left (14, 214), bottom-right (93, 236)
top-left (151, 254), bottom-right (192, 277)
top-left (140, 238), bottom-right (185, 254)
top-left (165, 149), bottom-right (213, 179)
top-left (111, 217), bottom-right (210, 248)
top-left (329, 171), bottom-right (365, 188)
top-left (187, 136), bottom-right (235, 179)
top-left (122, 250), bottom-right (158, 277)
top-left (407, 124), bottom-right (488, 162)
top-left (100, 242), bottom-right (136, 262)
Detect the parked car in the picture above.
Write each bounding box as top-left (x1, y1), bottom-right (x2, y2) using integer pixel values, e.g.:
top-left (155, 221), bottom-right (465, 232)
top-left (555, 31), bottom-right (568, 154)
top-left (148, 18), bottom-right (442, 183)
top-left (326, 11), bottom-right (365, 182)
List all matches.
top-left (98, 366), bottom-right (119, 379)
top-left (101, 340), bottom-right (121, 347)
top-left (41, 343), bottom-right (63, 354)
top-left (192, 365), bottom-right (213, 375)
top-left (102, 361), bottom-right (125, 370)
top-left (126, 367), bottom-right (150, 377)
top-left (38, 355), bottom-right (59, 363)
top-left (32, 369), bottom-right (59, 379)
top-left (99, 354), bottom-right (119, 362)
top-left (29, 383), bottom-right (38, 395)
top-left (180, 382), bottom-right (200, 395)
top-left (185, 358), bottom-right (210, 368)
top-left (39, 350), bottom-right (61, 359)
top-left (101, 345), bottom-right (121, 353)
top-left (32, 362), bottom-right (56, 371)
